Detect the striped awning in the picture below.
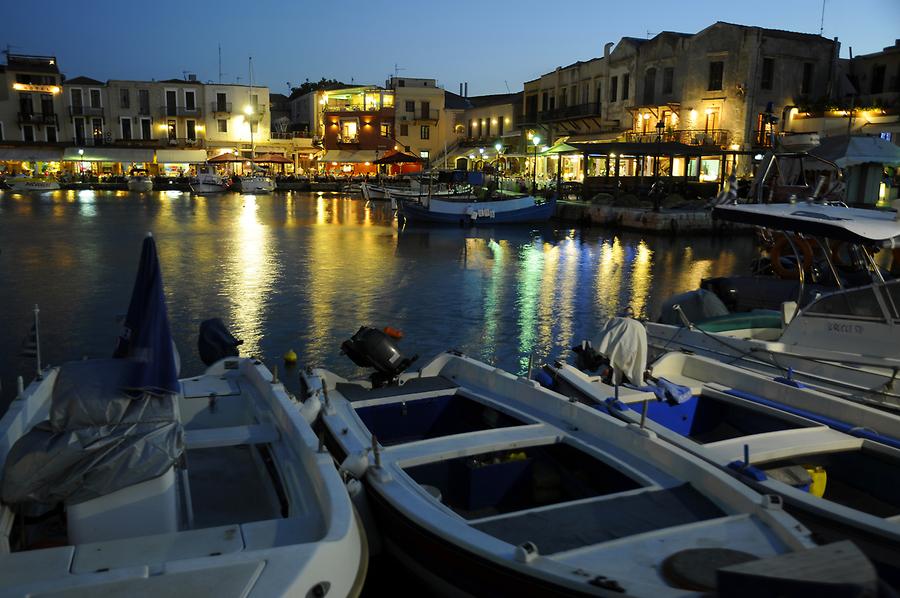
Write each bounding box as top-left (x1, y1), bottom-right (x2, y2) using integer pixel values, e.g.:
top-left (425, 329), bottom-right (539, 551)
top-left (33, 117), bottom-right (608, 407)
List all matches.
top-left (62, 147), bottom-right (155, 162)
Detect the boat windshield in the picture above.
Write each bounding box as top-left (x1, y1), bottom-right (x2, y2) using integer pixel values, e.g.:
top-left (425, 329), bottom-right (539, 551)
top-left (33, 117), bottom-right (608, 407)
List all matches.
top-left (803, 281), bottom-right (897, 323)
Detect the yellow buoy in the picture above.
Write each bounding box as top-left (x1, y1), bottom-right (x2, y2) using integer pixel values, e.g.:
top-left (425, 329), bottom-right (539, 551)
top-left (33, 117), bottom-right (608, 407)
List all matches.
top-left (283, 349), bottom-right (298, 365)
top-left (804, 465), bottom-right (827, 498)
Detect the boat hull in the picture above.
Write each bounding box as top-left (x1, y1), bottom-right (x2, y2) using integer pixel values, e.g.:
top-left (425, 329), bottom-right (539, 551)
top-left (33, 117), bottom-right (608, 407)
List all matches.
top-left (8, 180), bottom-right (60, 192)
top-left (126, 179), bottom-right (153, 192)
top-left (239, 177), bottom-right (274, 193)
top-left (189, 181), bottom-right (229, 194)
top-left (399, 196), bottom-right (556, 225)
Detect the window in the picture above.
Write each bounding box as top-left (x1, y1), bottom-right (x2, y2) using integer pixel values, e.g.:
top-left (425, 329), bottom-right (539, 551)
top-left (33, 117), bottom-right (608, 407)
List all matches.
top-left (595, 82), bottom-right (602, 111)
top-left (761, 58), bottom-right (774, 90)
top-left (166, 90), bottom-right (177, 116)
top-left (140, 118), bottom-right (151, 140)
top-left (186, 119), bottom-right (196, 140)
top-left (398, 79), bottom-right (405, 87)
top-left (0, 122), bottom-right (4, 140)
top-left (74, 117), bottom-right (85, 144)
top-left (22, 125), bottom-right (35, 142)
top-left (120, 88), bottom-right (130, 109)
top-left (250, 121), bottom-right (258, 134)
top-left (216, 92), bottom-right (227, 111)
top-left (560, 87), bottom-right (567, 108)
top-left (623, 74), bottom-right (630, 100)
top-left (801, 63), bottom-right (814, 95)
top-left (167, 119), bottom-right (177, 140)
top-left (40, 94), bottom-right (53, 115)
top-left (400, 123), bottom-right (408, 136)
top-left (643, 68), bottom-right (656, 105)
top-left (138, 89), bottom-right (150, 114)
top-left (71, 88), bottom-right (83, 111)
top-left (541, 91), bottom-right (548, 112)
top-left (92, 118), bottom-right (103, 142)
top-left (19, 93), bottom-right (33, 115)
top-left (663, 67), bottom-right (674, 94)
top-left (121, 118), bottom-right (132, 140)
top-left (405, 100), bottom-right (415, 112)
top-left (340, 119), bottom-right (358, 142)
top-left (708, 61), bottom-right (724, 91)
top-left (483, 118), bottom-right (489, 137)
top-left (185, 90), bottom-right (196, 111)
top-left (380, 121), bottom-right (391, 137)
top-left (421, 100), bottom-right (430, 119)
top-left (498, 117), bottom-right (504, 136)
top-left (549, 95), bottom-right (555, 110)
top-left (610, 76), bottom-right (618, 102)
top-left (419, 150), bottom-right (429, 159)
top-left (90, 88), bottom-right (101, 108)
top-left (420, 125), bottom-right (430, 140)
top-left (250, 94), bottom-right (259, 111)
top-left (46, 126), bottom-right (57, 143)
top-left (871, 64), bottom-right (886, 94)
top-left (217, 119), bottom-right (228, 133)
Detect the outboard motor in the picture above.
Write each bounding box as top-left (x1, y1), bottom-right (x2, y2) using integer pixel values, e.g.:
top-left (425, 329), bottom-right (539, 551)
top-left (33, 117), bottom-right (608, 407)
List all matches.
top-left (341, 326), bottom-right (417, 387)
top-left (198, 318), bottom-right (243, 366)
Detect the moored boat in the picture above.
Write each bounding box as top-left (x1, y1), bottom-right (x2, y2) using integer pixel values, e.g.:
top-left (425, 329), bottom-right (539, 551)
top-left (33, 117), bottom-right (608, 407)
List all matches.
top-left (5, 174), bottom-right (60, 192)
top-left (239, 169), bottom-right (275, 194)
top-left (301, 326), bottom-right (878, 597)
top-left (398, 193), bottom-right (556, 225)
top-left (189, 164), bottom-right (231, 194)
top-left (126, 168), bottom-right (153, 192)
top-left (0, 235), bottom-right (366, 597)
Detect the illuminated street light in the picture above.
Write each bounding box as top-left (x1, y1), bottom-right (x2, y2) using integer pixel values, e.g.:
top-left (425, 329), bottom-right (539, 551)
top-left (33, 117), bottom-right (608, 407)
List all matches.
top-left (531, 136), bottom-right (541, 193)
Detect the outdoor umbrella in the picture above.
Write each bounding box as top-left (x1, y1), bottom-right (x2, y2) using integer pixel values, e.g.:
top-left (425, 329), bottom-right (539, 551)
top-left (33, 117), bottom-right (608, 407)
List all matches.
top-left (113, 233), bottom-right (179, 395)
top-left (808, 135), bottom-right (900, 168)
top-left (208, 152), bottom-right (244, 163)
top-left (253, 153), bottom-right (292, 164)
top-left (373, 151), bottom-right (424, 165)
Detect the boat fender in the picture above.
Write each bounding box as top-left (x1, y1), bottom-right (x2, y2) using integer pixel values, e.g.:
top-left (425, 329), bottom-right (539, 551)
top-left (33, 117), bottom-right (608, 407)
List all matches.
top-left (514, 541), bottom-right (539, 564)
top-left (340, 451), bottom-right (370, 479)
top-left (803, 466), bottom-right (827, 498)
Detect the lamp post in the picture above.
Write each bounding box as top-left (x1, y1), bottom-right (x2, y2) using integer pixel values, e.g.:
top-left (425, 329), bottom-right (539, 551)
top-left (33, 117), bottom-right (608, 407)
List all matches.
top-left (531, 135), bottom-right (541, 194)
top-left (653, 120), bottom-right (665, 212)
top-left (494, 142), bottom-right (502, 173)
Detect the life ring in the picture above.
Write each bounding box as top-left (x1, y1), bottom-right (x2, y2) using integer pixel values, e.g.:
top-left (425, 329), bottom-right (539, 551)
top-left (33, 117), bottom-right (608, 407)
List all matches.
top-left (770, 234), bottom-right (813, 280)
top-left (830, 240), bottom-right (853, 269)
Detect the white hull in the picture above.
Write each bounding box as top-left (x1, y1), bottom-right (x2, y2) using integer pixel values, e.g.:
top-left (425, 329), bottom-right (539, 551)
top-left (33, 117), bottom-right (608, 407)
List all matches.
top-left (7, 180), bottom-right (60, 192)
top-left (240, 176), bottom-right (274, 194)
top-left (0, 358), bottom-right (367, 596)
top-left (189, 182), bottom-right (228, 194)
top-left (126, 178), bottom-right (153, 192)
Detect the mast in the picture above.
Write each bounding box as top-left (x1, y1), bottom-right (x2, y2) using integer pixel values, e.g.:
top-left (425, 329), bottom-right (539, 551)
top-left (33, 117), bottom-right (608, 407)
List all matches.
top-left (248, 56), bottom-right (255, 159)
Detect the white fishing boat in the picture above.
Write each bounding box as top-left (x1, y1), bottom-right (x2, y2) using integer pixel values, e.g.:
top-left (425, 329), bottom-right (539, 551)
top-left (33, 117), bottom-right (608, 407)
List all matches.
top-left (239, 169), bottom-right (275, 194)
top-left (0, 236), bottom-right (366, 597)
top-left (189, 164), bottom-right (230, 194)
top-left (5, 174), bottom-right (60, 192)
top-left (126, 168), bottom-right (153, 192)
top-left (546, 322), bottom-right (900, 583)
top-left (360, 181), bottom-right (390, 201)
top-left (646, 201), bottom-right (900, 411)
top-left (299, 326), bottom-right (878, 597)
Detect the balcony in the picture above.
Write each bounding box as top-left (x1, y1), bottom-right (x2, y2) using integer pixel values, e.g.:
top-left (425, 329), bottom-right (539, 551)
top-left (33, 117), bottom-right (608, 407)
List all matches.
top-left (271, 131), bottom-right (314, 139)
top-left (69, 105), bottom-right (104, 117)
top-left (18, 112), bottom-right (58, 126)
top-left (518, 111), bottom-right (538, 126)
top-left (624, 128), bottom-right (730, 147)
top-left (210, 102), bottom-right (232, 113)
top-left (324, 104), bottom-right (391, 113)
top-left (162, 137), bottom-right (206, 147)
top-left (413, 109), bottom-right (439, 122)
top-left (336, 135), bottom-right (359, 145)
top-left (158, 105), bottom-right (204, 118)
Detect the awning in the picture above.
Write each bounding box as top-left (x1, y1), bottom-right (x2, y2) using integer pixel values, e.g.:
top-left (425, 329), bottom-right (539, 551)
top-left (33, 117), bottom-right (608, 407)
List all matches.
top-left (0, 147), bottom-right (64, 162)
top-left (63, 147), bottom-right (155, 162)
top-left (321, 150), bottom-right (379, 163)
top-left (374, 151), bottom-right (424, 165)
top-left (566, 132), bottom-right (624, 143)
top-left (253, 153), bottom-right (292, 164)
top-left (155, 149), bottom-right (208, 164)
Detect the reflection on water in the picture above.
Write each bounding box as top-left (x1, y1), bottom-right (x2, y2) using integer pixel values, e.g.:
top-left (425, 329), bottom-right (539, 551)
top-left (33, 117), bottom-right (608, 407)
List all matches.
top-left (0, 189), bottom-right (756, 409)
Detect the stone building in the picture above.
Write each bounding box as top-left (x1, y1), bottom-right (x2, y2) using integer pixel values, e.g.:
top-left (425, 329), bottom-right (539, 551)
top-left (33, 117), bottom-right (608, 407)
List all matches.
top-left (389, 76), bottom-right (453, 165)
top-left (0, 54), bottom-right (65, 147)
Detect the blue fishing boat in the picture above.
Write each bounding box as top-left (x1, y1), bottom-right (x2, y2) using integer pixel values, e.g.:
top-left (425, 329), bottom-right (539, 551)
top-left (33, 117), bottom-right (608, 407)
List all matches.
top-left (398, 193), bottom-right (556, 225)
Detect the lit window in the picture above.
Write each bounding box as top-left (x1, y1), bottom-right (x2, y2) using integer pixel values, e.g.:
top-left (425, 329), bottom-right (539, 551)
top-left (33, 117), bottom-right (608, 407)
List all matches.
top-left (340, 119), bottom-right (358, 142)
top-left (420, 125), bottom-right (430, 140)
top-left (218, 119), bottom-right (227, 133)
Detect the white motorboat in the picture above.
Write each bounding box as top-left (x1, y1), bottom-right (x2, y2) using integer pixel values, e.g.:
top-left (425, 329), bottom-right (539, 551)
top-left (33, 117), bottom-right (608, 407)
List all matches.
top-left (126, 168), bottom-right (153, 193)
top-left (546, 325), bottom-right (900, 583)
top-left (0, 236), bottom-right (366, 597)
top-left (646, 201), bottom-right (900, 411)
top-left (360, 182), bottom-right (390, 201)
top-left (190, 165), bottom-right (230, 194)
top-left (239, 170), bottom-right (275, 194)
top-left (299, 326), bottom-right (878, 597)
top-left (5, 174), bottom-right (60, 192)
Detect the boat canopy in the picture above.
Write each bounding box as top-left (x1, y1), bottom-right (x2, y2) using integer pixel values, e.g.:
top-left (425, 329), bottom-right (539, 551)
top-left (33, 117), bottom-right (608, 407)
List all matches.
top-left (713, 203), bottom-right (900, 246)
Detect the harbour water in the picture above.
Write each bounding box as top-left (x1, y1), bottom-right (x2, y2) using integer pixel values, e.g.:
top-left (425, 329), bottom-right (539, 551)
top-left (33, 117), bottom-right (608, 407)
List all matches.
top-left (0, 189), bottom-right (754, 411)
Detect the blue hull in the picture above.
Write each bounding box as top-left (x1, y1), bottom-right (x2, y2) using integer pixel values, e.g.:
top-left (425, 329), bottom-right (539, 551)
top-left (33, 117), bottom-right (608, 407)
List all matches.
top-left (399, 197), bottom-right (556, 225)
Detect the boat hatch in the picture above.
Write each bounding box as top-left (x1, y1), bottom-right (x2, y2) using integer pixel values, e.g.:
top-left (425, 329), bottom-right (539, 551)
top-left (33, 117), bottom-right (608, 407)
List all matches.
top-left (758, 449), bottom-right (900, 519)
top-left (631, 394), bottom-right (805, 443)
top-left (403, 442), bottom-right (643, 520)
top-left (353, 394), bottom-right (526, 446)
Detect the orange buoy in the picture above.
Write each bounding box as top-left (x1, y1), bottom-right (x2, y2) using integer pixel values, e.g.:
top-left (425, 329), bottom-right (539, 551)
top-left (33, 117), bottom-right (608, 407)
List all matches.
top-left (383, 326), bottom-right (404, 339)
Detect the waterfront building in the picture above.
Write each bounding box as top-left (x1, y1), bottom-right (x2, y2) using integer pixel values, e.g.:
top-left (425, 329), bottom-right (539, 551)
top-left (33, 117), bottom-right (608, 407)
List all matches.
top-left (0, 54), bottom-right (65, 173)
top-left (441, 91), bottom-right (523, 172)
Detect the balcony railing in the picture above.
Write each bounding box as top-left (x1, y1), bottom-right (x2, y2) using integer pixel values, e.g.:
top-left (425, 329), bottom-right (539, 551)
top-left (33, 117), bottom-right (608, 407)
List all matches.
top-left (271, 131), bottom-right (314, 139)
top-left (324, 104), bottom-right (391, 113)
top-left (518, 111), bottom-right (538, 126)
top-left (337, 135), bottom-right (359, 144)
top-left (210, 102), bottom-right (232, 113)
top-left (624, 128), bottom-right (730, 147)
top-left (159, 105), bottom-right (204, 117)
top-left (413, 109), bottom-right (440, 122)
top-left (18, 112), bottom-right (58, 125)
top-left (69, 105), bottom-right (104, 116)
top-left (163, 137), bottom-right (205, 147)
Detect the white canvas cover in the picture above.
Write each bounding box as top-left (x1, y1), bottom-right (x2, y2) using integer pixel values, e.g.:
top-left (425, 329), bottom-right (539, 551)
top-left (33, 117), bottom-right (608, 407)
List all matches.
top-left (593, 317), bottom-right (648, 385)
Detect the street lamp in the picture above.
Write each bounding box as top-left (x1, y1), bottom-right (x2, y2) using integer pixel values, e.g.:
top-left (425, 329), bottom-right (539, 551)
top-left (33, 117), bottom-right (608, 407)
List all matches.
top-left (531, 135), bottom-right (541, 194)
top-left (653, 120), bottom-right (666, 212)
top-left (494, 141), bottom-right (502, 172)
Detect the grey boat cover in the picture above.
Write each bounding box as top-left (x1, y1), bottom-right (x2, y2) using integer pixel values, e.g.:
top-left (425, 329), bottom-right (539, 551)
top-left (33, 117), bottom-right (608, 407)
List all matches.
top-left (594, 317), bottom-right (648, 385)
top-left (657, 289), bottom-right (729, 326)
top-left (1, 358), bottom-right (183, 506)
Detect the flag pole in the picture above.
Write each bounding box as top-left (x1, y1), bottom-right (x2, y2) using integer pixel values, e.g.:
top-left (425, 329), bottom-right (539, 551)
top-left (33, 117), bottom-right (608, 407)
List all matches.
top-left (33, 304), bottom-right (42, 380)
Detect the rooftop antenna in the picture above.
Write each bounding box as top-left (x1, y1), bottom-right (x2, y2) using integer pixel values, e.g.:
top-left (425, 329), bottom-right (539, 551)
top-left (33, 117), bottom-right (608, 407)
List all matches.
top-left (3, 44), bottom-right (21, 60)
top-left (218, 43), bottom-right (222, 84)
top-left (819, 0), bottom-right (826, 36)
top-left (504, 80), bottom-right (511, 93)
top-left (393, 63), bottom-right (405, 79)
top-left (182, 70), bottom-right (190, 81)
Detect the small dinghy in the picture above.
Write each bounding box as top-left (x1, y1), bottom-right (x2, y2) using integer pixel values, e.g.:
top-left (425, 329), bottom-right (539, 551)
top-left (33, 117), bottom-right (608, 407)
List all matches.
top-left (548, 317), bottom-right (900, 585)
top-left (301, 326), bottom-right (882, 597)
top-left (0, 235), bottom-right (366, 597)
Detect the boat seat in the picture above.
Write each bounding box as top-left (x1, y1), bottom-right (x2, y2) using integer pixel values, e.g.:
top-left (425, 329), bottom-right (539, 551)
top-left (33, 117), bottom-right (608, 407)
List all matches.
top-left (184, 423), bottom-right (280, 450)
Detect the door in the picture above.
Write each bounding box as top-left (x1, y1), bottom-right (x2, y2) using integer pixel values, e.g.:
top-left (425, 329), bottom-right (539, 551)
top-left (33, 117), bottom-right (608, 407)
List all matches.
top-left (421, 100), bottom-right (430, 120)
top-left (19, 93), bottom-right (33, 116)
top-left (140, 118), bottom-right (151, 140)
top-left (166, 90), bottom-right (177, 116)
top-left (167, 120), bottom-right (177, 141)
top-left (186, 119), bottom-right (196, 141)
top-left (74, 117), bottom-right (85, 144)
top-left (185, 90), bottom-right (196, 111)
top-left (92, 118), bottom-right (103, 144)
top-left (122, 118), bottom-right (132, 141)
top-left (139, 89), bottom-right (150, 115)
top-left (216, 92), bottom-right (227, 112)
top-left (41, 94), bottom-right (53, 117)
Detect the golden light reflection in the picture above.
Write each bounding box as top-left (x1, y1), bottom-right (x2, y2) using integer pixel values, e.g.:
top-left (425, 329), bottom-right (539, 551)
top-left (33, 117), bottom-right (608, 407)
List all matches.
top-left (629, 241), bottom-right (653, 318)
top-left (481, 238), bottom-right (505, 359)
top-left (595, 237), bottom-right (624, 317)
top-left (554, 239), bottom-right (579, 349)
top-left (516, 241), bottom-right (544, 368)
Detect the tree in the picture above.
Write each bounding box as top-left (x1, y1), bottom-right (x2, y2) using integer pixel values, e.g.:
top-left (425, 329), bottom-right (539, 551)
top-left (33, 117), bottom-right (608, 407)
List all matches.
top-left (289, 77), bottom-right (347, 99)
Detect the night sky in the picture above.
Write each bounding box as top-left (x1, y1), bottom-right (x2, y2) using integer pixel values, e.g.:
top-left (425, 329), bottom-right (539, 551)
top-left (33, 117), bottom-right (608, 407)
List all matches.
top-left (3, 0), bottom-right (898, 95)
